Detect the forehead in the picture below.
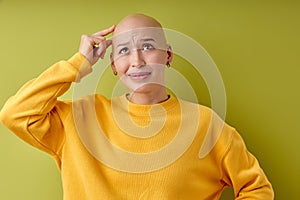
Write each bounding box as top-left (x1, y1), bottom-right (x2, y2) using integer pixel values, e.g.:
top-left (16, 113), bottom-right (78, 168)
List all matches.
top-left (112, 27), bottom-right (166, 46)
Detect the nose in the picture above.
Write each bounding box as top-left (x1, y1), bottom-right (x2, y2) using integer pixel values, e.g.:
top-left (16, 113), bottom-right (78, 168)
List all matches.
top-left (130, 49), bottom-right (145, 68)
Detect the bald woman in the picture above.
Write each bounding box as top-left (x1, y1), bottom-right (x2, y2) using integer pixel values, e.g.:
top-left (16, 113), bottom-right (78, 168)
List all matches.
top-left (0, 14), bottom-right (273, 199)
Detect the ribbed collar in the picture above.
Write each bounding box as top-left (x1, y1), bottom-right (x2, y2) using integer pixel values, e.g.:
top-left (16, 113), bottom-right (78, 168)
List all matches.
top-left (111, 94), bottom-right (179, 117)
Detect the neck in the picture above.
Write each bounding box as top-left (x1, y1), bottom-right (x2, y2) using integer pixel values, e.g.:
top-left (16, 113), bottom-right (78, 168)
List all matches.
top-left (127, 88), bottom-right (168, 105)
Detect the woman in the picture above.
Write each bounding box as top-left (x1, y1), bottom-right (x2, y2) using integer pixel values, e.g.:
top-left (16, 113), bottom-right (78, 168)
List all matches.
top-left (0, 13), bottom-right (274, 199)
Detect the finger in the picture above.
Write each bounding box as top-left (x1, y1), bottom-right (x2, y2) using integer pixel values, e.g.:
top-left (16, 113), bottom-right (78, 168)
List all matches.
top-left (92, 36), bottom-right (106, 48)
top-left (81, 34), bottom-right (103, 48)
top-left (94, 46), bottom-right (106, 59)
top-left (94, 39), bottom-right (111, 50)
top-left (95, 40), bottom-right (112, 58)
top-left (92, 25), bottom-right (115, 37)
top-left (105, 39), bottom-right (112, 48)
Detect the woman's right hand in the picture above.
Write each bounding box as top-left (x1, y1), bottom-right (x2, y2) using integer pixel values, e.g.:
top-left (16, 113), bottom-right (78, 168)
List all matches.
top-left (79, 25), bottom-right (115, 66)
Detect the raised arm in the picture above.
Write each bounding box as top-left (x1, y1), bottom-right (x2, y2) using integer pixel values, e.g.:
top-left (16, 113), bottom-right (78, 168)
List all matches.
top-left (0, 25), bottom-right (115, 160)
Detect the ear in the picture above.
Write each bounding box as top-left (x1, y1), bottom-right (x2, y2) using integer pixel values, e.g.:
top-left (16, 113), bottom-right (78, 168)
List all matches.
top-left (166, 45), bottom-right (173, 65)
top-left (110, 52), bottom-right (117, 73)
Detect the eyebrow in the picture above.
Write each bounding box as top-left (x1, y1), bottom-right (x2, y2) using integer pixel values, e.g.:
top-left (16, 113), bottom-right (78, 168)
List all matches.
top-left (116, 42), bottom-right (130, 48)
top-left (140, 38), bottom-right (156, 42)
top-left (116, 38), bottom-right (156, 48)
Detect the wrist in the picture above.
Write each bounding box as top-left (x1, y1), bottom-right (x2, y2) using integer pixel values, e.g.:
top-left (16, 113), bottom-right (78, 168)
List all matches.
top-left (68, 52), bottom-right (92, 82)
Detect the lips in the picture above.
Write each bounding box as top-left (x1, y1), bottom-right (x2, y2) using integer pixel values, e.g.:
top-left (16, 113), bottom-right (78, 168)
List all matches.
top-left (127, 72), bottom-right (151, 81)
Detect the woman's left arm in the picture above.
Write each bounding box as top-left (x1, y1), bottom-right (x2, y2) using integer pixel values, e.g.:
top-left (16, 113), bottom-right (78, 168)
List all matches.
top-left (221, 130), bottom-right (274, 199)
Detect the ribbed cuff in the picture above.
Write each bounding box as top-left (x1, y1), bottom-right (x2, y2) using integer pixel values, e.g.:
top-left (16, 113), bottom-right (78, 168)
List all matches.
top-left (68, 52), bottom-right (92, 82)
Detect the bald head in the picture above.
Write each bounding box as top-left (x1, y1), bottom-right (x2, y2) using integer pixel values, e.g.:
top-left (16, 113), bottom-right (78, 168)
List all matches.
top-left (111, 14), bottom-right (168, 56)
top-left (114, 13), bottom-right (163, 35)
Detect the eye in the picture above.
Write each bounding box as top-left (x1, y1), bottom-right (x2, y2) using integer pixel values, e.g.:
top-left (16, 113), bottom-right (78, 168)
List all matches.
top-left (142, 43), bottom-right (154, 51)
top-left (118, 47), bottom-right (129, 55)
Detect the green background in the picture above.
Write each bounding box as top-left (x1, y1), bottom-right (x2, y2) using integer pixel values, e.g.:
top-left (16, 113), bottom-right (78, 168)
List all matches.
top-left (0, 0), bottom-right (299, 199)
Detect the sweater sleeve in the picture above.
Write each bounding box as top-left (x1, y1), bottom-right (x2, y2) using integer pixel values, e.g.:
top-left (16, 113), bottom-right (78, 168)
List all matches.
top-left (0, 53), bottom-right (92, 163)
top-left (221, 130), bottom-right (274, 199)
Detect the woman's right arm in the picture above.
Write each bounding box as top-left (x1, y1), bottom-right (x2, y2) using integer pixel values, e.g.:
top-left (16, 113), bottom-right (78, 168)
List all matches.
top-left (0, 25), bottom-right (115, 158)
top-left (0, 53), bottom-right (91, 156)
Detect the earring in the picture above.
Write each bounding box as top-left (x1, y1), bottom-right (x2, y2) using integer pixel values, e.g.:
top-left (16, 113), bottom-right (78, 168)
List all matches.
top-left (166, 62), bottom-right (171, 68)
top-left (113, 71), bottom-right (118, 75)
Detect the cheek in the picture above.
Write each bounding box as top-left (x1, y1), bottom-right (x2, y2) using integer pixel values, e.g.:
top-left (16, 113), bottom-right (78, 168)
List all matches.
top-left (113, 58), bottom-right (129, 75)
top-left (145, 51), bottom-right (168, 64)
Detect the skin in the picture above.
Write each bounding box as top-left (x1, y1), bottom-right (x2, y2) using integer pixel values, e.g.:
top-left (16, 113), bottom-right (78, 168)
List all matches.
top-left (79, 14), bottom-right (172, 105)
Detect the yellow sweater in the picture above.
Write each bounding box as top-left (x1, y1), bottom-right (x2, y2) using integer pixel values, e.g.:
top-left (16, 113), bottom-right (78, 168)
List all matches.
top-left (0, 53), bottom-right (274, 199)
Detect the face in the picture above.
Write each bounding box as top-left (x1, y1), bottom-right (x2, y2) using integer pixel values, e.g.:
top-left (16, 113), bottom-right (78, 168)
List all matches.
top-left (111, 27), bottom-right (172, 93)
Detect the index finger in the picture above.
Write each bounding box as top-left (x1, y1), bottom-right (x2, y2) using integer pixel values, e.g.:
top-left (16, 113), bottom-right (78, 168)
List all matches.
top-left (93, 25), bottom-right (115, 37)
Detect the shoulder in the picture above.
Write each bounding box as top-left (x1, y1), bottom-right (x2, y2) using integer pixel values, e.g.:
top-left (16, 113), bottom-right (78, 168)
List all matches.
top-left (70, 94), bottom-right (112, 114)
top-left (72, 94), bottom-right (110, 106)
top-left (177, 98), bottom-right (236, 160)
top-left (177, 97), bottom-right (224, 127)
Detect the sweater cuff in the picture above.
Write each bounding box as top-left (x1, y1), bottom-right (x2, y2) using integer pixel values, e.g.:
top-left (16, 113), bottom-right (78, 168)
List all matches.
top-left (68, 52), bottom-right (92, 82)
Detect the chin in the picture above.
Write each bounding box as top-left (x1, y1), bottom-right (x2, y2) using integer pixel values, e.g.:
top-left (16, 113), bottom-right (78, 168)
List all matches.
top-left (128, 82), bottom-right (165, 93)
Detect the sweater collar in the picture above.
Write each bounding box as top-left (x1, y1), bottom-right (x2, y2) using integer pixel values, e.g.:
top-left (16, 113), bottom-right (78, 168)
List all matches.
top-left (112, 94), bottom-right (179, 117)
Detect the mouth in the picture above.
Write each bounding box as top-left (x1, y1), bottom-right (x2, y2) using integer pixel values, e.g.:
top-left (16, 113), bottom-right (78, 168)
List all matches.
top-left (127, 72), bottom-right (152, 81)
